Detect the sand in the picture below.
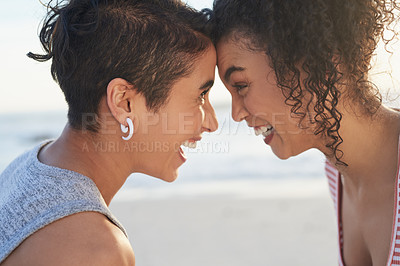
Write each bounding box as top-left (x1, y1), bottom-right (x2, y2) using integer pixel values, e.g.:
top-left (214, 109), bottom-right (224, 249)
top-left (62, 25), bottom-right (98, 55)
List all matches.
top-left (110, 185), bottom-right (338, 266)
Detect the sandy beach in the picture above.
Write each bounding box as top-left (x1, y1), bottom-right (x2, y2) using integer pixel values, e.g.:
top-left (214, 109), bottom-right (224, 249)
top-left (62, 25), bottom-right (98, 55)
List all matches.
top-left (110, 180), bottom-right (338, 266)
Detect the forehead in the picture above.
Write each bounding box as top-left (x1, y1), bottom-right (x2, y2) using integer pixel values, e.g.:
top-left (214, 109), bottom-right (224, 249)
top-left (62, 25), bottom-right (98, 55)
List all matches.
top-left (216, 38), bottom-right (246, 65)
top-left (216, 38), bottom-right (272, 83)
top-left (187, 45), bottom-right (217, 83)
top-left (216, 37), bottom-right (263, 68)
top-left (168, 46), bottom-right (216, 95)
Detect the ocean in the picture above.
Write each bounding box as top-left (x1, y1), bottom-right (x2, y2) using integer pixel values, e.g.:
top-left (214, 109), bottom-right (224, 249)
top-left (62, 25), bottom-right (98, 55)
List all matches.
top-left (0, 106), bottom-right (329, 200)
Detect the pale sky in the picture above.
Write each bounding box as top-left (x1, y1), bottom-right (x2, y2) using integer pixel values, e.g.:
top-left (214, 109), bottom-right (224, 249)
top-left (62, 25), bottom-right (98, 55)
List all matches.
top-left (0, 0), bottom-right (399, 114)
top-left (0, 0), bottom-right (221, 114)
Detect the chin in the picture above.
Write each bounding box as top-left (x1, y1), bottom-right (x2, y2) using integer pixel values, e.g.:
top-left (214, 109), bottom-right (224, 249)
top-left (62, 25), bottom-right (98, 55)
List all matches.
top-left (271, 147), bottom-right (293, 160)
top-left (272, 145), bottom-right (310, 160)
top-left (154, 169), bottom-right (179, 183)
top-left (162, 175), bottom-right (178, 183)
top-left (275, 154), bottom-right (291, 160)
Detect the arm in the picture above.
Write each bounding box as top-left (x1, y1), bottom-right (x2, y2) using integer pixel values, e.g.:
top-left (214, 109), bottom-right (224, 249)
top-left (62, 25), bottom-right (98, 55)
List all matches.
top-left (2, 212), bottom-right (135, 266)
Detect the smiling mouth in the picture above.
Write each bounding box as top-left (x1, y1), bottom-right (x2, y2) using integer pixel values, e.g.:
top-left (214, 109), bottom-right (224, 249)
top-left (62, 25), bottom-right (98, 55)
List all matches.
top-left (254, 125), bottom-right (274, 137)
top-left (179, 139), bottom-right (201, 162)
top-left (178, 146), bottom-right (187, 162)
top-left (181, 140), bottom-right (198, 149)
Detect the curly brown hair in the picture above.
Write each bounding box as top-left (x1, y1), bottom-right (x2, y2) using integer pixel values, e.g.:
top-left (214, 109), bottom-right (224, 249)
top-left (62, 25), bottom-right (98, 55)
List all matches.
top-left (208, 0), bottom-right (400, 165)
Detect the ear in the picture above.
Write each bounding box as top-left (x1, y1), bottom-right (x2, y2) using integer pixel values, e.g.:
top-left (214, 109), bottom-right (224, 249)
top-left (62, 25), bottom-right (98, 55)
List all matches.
top-left (106, 78), bottom-right (136, 125)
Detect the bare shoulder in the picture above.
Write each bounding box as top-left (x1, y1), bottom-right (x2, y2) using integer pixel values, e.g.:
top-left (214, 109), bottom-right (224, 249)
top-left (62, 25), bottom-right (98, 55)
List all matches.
top-left (2, 212), bottom-right (135, 266)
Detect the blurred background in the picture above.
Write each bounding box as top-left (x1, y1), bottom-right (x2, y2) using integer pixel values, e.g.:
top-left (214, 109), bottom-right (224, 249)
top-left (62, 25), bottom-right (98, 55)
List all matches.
top-left (1, 1), bottom-right (399, 265)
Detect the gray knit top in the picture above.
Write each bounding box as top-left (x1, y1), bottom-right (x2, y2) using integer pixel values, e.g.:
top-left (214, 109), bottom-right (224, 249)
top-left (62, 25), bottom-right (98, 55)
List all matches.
top-left (0, 141), bottom-right (127, 263)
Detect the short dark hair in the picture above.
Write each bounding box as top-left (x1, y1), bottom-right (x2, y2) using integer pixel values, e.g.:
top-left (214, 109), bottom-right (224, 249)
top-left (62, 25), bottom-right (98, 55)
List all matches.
top-left (28, 0), bottom-right (211, 132)
top-left (209, 0), bottom-right (399, 165)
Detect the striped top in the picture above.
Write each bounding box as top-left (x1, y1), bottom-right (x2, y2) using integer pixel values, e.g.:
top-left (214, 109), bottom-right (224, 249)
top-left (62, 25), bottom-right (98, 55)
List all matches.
top-left (325, 137), bottom-right (400, 266)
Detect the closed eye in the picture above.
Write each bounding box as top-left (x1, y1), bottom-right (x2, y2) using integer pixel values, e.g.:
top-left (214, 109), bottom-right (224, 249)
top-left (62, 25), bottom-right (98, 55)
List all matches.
top-left (199, 88), bottom-right (210, 104)
top-left (200, 88), bottom-right (210, 98)
top-left (232, 84), bottom-right (248, 96)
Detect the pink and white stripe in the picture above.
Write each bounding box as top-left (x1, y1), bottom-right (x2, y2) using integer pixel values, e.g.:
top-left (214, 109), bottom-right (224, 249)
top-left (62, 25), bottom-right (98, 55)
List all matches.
top-left (325, 137), bottom-right (400, 266)
top-left (325, 161), bottom-right (344, 266)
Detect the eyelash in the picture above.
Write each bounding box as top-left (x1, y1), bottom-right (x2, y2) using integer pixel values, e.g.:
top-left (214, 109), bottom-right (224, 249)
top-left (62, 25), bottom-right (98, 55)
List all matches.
top-left (232, 84), bottom-right (248, 95)
top-left (199, 89), bottom-right (210, 103)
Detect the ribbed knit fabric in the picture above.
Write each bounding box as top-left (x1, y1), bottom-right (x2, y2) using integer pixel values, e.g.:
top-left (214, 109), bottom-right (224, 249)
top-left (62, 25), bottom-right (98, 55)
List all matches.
top-left (325, 135), bottom-right (400, 266)
top-left (0, 141), bottom-right (127, 263)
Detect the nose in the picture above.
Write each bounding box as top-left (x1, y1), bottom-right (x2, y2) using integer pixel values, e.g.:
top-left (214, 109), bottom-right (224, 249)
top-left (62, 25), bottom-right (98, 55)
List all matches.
top-left (231, 95), bottom-right (249, 122)
top-left (202, 102), bottom-right (219, 133)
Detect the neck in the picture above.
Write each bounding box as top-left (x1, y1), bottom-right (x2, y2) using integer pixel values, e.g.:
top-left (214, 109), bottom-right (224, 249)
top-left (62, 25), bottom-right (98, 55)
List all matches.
top-left (38, 124), bottom-right (132, 205)
top-left (326, 104), bottom-right (400, 190)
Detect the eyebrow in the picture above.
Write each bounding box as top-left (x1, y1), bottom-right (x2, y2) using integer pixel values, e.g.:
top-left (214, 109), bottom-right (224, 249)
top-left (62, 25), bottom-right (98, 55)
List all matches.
top-left (224, 66), bottom-right (245, 82)
top-left (199, 80), bottom-right (214, 91)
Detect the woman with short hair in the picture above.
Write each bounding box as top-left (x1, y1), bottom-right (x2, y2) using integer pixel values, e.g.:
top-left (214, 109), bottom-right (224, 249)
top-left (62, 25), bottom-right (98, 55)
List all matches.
top-left (0, 0), bottom-right (218, 265)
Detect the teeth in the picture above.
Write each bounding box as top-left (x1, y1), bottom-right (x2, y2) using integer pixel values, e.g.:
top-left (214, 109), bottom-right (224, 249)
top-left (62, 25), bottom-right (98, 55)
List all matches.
top-left (255, 125), bottom-right (273, 137)
top-left (189, 142), bottom-right (197, 149)
top-left (182, 141), bottom-right (190, 148)
top-left (182, 140), bottom-right (197, 149)
top-left (262, 130), bottom-right (272, 137)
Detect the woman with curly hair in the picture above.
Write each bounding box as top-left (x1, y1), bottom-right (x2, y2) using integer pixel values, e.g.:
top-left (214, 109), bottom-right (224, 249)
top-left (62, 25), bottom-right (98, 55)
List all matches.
top-left (211, 0), bottom-right (400, 265)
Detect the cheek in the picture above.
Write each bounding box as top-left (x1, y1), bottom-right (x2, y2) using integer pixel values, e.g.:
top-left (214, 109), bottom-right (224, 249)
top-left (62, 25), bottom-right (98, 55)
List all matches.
top-left (243, 91), bottom-right (270, 119)
top-left (243, 96), bottom-right (257, 114)
top-left (174, 107), bottom-right (204, 136)
top-left (262, 88), bottom-right (290, 114)
top-left (195, 107), bottom-right (205, 129)
top-left (144, 112), bottom-right (180, 141)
